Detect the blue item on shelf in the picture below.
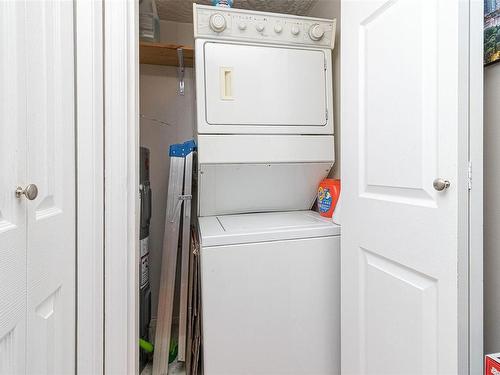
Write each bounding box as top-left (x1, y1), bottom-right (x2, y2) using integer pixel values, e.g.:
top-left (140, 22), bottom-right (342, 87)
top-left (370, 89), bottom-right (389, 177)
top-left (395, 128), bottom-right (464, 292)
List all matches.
top-left (212, 0), bottom-right (233, 7)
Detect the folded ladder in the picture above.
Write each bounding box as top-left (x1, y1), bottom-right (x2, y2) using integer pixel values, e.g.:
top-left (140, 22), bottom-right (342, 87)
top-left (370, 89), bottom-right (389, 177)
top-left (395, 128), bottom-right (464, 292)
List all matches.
top-left (153, 140), bottom-right (196, 375)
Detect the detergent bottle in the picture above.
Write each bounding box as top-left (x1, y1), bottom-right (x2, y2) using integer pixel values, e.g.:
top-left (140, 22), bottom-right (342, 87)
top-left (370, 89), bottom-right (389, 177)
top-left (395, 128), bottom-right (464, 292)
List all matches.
top-left (317, 179), bottom-right (340, 218)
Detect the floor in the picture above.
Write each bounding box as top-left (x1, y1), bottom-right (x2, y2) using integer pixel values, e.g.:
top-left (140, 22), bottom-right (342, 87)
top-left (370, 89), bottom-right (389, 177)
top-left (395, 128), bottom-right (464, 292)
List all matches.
top-left (141, 321), bottom-right (186, 375)
top-left (141, 360), bottom-right (186, 375)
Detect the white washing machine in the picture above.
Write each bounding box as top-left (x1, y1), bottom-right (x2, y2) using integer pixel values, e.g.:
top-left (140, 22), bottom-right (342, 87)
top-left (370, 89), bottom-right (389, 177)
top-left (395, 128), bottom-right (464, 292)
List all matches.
top-left (192, 5), bottom-right (339, 374)
top-left (198, 210), bottom-right (340, 375)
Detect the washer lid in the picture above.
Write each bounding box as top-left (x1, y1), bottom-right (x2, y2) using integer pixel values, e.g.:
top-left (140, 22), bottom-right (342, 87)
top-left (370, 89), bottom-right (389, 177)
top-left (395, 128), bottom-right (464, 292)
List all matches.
top-left (198, 210), bottom-right (340, 247)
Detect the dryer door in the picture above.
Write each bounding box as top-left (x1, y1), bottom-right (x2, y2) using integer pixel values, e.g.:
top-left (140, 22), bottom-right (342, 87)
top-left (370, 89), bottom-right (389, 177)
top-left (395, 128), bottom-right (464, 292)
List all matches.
top-left (198, 41), bottom-right (333, 134)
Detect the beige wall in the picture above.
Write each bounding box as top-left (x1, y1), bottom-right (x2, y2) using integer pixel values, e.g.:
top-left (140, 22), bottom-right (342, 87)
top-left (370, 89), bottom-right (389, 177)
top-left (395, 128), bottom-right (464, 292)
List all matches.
top-left (140, 20), bottom-right (195, 319)
top-left (307, 0), bottom-right (341, 178)
top-left (485, 62), bottom-right (500, 354)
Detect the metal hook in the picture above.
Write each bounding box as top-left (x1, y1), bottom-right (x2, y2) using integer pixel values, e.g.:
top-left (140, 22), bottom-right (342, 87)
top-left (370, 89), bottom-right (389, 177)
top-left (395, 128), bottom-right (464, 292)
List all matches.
top-left (177, 47), bottom-right (185, 96)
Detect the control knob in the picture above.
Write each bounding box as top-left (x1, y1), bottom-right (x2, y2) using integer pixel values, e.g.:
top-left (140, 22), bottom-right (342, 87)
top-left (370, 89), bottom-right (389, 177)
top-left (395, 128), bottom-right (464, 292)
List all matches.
top-left (291, 25), bottom-right (300, 35)
top-left (209, 13), bottom-right (226, 33)
top-left (274, 24), bottom-right (283, 34)
top-left (309, 23), bottom-right (325, 41)
top-left (238, 21), bottom-right (247, 30)
top-left (256, 22), bottom-right (265, 32)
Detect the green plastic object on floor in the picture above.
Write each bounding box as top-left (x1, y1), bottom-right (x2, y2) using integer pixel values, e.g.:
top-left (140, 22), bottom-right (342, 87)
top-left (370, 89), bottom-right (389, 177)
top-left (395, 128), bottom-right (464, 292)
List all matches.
top-left (139, 338), bottom-right (154, 353)
top-left (138, 338), bottom-right (178, 364)
top-left (168, 339), bottom-right (178, 364)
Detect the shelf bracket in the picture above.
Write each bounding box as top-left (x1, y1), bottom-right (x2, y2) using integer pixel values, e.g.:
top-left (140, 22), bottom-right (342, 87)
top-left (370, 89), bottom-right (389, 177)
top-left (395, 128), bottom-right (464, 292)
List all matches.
top-left (177, 47), bottom-right (185, 96)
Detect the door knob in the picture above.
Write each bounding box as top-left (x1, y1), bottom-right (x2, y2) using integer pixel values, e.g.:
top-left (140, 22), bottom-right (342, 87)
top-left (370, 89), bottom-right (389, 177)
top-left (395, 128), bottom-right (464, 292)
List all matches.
top-left (16, 184), bottom-right (38, 200)
top-left (433, 178), bottom-right (450, 191)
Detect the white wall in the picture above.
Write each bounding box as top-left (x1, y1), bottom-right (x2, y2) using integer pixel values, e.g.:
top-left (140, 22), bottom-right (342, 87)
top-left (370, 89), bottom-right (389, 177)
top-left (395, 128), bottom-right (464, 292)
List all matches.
top-left (307, 0), bottom-right (341, 178)
top-left (140, 20), bottom-right (195, 319)
top-left (485, 62), bottom-right (500, 354)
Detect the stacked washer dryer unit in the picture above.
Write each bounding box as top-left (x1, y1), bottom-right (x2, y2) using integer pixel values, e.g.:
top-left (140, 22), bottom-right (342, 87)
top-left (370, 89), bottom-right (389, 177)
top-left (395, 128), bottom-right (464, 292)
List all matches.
top-left (194, 4), bottom-right (340, 374)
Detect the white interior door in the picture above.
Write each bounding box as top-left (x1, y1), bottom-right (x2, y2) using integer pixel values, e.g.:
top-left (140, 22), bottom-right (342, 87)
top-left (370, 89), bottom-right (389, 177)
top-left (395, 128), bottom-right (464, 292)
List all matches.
top-left (0, 2), bottom-right (28, 373)
top-left (341, 1), bottom-right (472, 374)
top-left (25, 1), bottom-right (76, 373)
top-left (0, 1), bottom-right (76, 374)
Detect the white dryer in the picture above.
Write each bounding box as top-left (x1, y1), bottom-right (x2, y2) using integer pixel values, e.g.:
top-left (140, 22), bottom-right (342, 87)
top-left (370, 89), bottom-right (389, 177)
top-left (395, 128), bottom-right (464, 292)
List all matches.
top-left (193, 4), bottom-right (337, 216)
top-left (192, 5), bottom-right (339, 374)
top-left (198, 210), bottom-right (340, 375)
top-left (194, 5), bottom-right (336, 135)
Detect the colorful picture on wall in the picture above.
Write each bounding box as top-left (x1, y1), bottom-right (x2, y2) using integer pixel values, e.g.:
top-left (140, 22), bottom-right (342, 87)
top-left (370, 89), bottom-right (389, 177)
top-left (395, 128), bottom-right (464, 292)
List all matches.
top-left (485, 0), bottom-right (500, 65)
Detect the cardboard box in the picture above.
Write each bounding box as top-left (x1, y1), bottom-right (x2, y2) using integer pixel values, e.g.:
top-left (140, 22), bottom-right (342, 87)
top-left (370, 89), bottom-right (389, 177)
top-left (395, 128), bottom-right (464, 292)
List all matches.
top-left (486, 353), bottom-right (500, 374)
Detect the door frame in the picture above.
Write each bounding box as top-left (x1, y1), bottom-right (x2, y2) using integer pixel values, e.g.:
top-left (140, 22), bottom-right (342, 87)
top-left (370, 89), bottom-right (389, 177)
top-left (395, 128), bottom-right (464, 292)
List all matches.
top-left (75, 0), bottom-right (139, 373)
top-left (468, 0), bottom-right (484, 372)
top-left (75, 0), bottom-right (104, 374)
top-left (102, 0), bottom-right (139, 373)
top-left (458, 1), bottom-right (484, 372)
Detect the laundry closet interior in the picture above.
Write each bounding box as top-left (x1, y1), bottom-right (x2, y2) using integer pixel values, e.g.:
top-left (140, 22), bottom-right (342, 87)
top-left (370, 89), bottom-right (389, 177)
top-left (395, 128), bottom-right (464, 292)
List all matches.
top-left (138, 1), bottom-right (340, 374)
top-left (136, 1), bottom-right (482, 374)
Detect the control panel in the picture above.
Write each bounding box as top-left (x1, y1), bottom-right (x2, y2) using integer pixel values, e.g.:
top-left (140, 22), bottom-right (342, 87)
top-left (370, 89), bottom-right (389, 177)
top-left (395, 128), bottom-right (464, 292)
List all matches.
top-left (194, 4), bottom-right (336, 49)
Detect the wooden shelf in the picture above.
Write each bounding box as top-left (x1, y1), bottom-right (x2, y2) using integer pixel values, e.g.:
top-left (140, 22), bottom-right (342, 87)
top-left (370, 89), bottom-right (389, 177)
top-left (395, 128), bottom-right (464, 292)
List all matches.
top-left (140, 42), bottom-right (194, 67)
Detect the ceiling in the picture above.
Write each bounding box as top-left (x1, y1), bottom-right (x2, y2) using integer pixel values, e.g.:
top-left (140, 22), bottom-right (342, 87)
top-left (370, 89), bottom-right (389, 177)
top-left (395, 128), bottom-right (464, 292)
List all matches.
top-left (155, 0), bottom-right (319, 23)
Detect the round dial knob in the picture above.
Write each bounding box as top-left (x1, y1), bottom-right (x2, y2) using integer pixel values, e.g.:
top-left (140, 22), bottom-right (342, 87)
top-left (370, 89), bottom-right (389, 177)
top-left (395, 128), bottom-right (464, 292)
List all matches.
top-left (209, 13), bottom-right (226, 33)
top-left (291, 25), bottom-right (300, 35)
top-left (274, 24), bottom-right (283, 34)
top-left (309, 23), bottom-right (325, 41)
top-left (238, 21), bottom-right (247, 30)
top-left (256, 22), bottom-right (265, 32)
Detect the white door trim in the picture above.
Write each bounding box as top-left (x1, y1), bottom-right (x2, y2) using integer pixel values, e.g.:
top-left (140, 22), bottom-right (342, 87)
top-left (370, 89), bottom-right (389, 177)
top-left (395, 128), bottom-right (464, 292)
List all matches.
top-left (468, 0), bottom-right (484, 371)
top-left (75, 0), bottom-right (139, 373)
top-left (103, 0), bottom-right (139, 374)
top-left (75, 0), bottom-right (139, 372)
top-left (458, 2), bottom-right (484, 372)
top-left (75, 0), bottom-right (104, 373)
top-left (458, 1), bottom-right (484, 372)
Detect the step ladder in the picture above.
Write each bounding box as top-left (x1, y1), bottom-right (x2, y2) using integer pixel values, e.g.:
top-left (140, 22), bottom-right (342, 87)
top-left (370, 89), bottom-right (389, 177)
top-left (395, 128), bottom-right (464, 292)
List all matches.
top-left (153, 140), bottom-right (196, 375)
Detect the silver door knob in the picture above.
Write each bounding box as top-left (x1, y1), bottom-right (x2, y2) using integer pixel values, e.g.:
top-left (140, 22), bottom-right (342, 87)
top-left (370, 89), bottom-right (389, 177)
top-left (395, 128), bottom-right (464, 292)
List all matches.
top-left (433, 178), bottom-right (450, 191)
top-left (16, 184), bottom-right (38, 200)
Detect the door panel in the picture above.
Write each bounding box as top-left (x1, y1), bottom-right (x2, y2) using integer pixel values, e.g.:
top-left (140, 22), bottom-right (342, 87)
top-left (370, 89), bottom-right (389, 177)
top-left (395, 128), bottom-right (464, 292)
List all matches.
top-left (204, 43), bottom-right (327, 126)
top-left (361, 249), bottom-right (438, 374)
top-left (360, 0), bottom-right (438, 206)
top-left (25, 1), bottom-right (75, 373)
top-left (342, 0), bottom-right (465, 374)
top-left (0, 1), bottom-right (27, 374)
